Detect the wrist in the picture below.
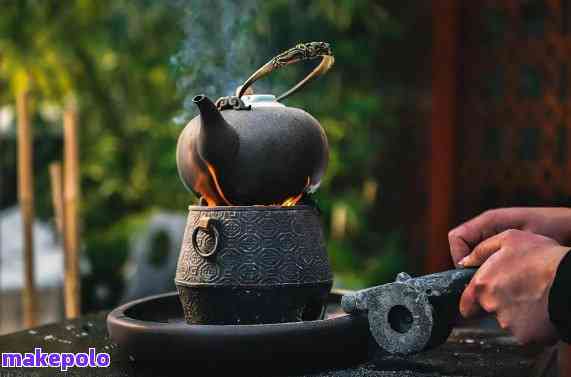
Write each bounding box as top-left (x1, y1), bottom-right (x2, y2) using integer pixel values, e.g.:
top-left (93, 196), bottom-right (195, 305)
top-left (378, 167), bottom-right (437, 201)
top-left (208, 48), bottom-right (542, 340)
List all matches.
top-left (550, 208), bottom-right (571, 244)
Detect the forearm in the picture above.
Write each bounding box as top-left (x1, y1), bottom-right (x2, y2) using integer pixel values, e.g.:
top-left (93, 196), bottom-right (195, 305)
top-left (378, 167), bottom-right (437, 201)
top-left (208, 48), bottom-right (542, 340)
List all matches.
top-left (549, 249), bottom-right (571, 343)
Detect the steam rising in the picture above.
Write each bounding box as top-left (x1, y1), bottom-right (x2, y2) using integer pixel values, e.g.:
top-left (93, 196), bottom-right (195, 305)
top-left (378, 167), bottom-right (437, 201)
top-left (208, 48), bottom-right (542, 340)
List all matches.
top-left (171, 0), bottom-right (262, 123)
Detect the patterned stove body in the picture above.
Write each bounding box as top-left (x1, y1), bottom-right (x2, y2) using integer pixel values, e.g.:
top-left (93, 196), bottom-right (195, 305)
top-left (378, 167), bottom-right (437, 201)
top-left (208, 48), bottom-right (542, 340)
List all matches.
top-left (175, 205), bottom-right (333, 324)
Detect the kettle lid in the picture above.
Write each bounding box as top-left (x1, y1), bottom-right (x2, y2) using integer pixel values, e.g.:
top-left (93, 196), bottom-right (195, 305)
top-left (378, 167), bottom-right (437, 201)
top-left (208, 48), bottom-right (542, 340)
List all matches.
top-left (241, 94), bottom-right (285, 108)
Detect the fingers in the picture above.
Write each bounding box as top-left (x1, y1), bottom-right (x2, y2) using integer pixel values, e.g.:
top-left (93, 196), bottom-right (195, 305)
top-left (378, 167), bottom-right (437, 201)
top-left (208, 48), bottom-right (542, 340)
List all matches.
top-left (448, 232), bottom-right (471, 267)
top-left (459, 277), bottom-right (485, 318)
top-left (459, 256), bottom-right (501, 319)
top-left (448, 210), bottom-right (509, 266)
top-left (457, 229), bottom-right (565, 344)
top-left (459, 232), bottom-right (504, 267)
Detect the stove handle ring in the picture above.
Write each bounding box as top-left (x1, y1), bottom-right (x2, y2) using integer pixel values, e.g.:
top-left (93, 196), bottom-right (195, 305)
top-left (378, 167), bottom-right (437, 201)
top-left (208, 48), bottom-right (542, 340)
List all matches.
top-left (191, 217), bottom-right (220, 259)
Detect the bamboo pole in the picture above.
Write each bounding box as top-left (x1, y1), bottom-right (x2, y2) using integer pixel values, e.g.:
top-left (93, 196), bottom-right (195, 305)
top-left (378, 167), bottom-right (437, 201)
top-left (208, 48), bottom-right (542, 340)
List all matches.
top-left (63, 102), bottom-right (80, 319)
top-left (16, 89), bottom-right (37, 328)
top-left (331, 203), bottom-right (348, 240)
top-left (49, 162), bottom-right (64, 238)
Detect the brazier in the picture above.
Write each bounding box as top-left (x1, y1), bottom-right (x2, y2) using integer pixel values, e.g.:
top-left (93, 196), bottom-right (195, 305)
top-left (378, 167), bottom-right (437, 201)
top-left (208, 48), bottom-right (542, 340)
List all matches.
top-left (175, 205), bottom-right (333, 324)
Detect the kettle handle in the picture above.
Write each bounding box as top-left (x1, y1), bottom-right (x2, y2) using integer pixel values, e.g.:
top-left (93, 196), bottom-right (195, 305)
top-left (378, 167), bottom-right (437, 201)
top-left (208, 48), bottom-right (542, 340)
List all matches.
top-left (236, 42), bottom-right (334, 101)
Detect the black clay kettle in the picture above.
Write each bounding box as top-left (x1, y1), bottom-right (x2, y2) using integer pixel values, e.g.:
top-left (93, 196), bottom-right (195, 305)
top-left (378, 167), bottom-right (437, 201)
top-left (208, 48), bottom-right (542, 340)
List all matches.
top-left (176, 42), bottom-right (334, 206)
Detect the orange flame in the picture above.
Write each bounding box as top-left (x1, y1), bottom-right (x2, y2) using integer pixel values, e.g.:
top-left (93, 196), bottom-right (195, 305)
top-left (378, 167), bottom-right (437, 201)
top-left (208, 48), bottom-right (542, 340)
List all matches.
top-left (205, 162), bottom-right (233, 206)
top-left (204, 164), bottom-right (309, 207)
top-left (276, 177), bottom-right (310, 207)
top-left (281, 191), bottom-right (304, 207)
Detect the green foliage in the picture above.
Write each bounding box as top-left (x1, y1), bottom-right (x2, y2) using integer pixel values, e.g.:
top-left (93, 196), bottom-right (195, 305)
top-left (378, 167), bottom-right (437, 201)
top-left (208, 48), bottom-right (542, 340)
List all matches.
top-left (0, 0), bottom-right (412, 309)
top-left (0, 0), bottom-right (188, 310)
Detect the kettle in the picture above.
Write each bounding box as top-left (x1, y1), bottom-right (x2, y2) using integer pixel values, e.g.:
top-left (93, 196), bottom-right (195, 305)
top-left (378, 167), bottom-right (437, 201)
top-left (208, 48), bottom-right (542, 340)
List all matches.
top-left (176, 42), bottom-right (334, 206)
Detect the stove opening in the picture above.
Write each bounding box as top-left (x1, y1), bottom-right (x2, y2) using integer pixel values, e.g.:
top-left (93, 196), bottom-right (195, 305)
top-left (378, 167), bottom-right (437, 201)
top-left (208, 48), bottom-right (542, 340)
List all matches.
top-left (388, 305), bottom-right (413, 334)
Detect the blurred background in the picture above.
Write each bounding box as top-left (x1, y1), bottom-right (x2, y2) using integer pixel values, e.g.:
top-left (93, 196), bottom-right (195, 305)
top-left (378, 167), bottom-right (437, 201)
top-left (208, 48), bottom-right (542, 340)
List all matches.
top-left (1, 0), bottom-right (569, 334)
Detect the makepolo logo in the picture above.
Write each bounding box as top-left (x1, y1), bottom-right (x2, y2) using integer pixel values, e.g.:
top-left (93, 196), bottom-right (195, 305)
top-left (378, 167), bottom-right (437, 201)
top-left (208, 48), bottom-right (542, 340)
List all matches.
top-left (1, 348), bottom-right (110, 372)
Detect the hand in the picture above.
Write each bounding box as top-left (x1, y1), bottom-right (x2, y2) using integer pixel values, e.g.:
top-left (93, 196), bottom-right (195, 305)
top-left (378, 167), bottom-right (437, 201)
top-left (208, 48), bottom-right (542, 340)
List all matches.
top-left (459, 229), bottom-right (569, 345)
top-left (448, 207), bottom-right (571, 266)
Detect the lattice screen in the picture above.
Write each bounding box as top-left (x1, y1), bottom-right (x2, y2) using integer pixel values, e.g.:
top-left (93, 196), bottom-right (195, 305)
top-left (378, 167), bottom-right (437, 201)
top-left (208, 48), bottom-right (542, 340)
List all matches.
top-left (457, 0), bottom-right (571, 218)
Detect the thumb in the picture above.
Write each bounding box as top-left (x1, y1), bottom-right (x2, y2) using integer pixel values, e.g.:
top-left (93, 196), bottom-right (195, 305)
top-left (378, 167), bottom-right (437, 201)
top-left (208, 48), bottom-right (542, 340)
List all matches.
top-left (459, 232), bottom-right (503, 267)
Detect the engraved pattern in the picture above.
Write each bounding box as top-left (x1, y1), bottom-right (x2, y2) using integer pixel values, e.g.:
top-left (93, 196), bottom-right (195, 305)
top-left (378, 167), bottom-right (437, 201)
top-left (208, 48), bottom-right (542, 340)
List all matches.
top-left (223, 219), bottom-right (242, 238)
top-left (175, 206), bottom-right (332, 287)
top-left (239, 234), bottom-right (262, 253)
top-left (258, 248), bottom-right (283, 268)
top-left (271, 42), bottom-right (332, 68)
top-left (257, 215), bottom-right (280, 238)
top-left (215, 96), bottom-right (251, 111)
top-left (237, 263), bottom-right (262, 284)
top-left (199, 263), bottom-right (221, 282)
top-left (277, 232), bottom-right (298, 252)
top-left (177, 283), bottom-right (331, 325)
top-left (195, 228), bottom-right (216, 253)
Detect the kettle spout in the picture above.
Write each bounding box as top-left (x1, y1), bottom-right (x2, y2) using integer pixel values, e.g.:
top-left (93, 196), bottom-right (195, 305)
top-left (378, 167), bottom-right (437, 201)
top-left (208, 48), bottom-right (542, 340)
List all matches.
top-left (193, 94), bottom-right (239, 177)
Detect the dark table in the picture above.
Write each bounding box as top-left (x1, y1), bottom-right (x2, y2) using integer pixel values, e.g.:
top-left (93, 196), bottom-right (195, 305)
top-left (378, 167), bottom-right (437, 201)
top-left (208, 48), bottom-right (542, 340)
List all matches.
top-left (0, 311), bottom-right (554, 377)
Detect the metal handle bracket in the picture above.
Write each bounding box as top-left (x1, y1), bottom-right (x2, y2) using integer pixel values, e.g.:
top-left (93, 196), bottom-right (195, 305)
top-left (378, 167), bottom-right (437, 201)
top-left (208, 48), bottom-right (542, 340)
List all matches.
top-left (236, 41), bottom-right (334, 101)
top-left (191, 217), bottom-right (220, 258)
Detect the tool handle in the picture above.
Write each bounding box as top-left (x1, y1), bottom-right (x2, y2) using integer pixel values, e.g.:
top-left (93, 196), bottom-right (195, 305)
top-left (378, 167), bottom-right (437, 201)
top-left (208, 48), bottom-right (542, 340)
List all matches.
top-left (341, 268), bottom-right (477, 314)
top-left (406, 267), bottom-right (477, 298)
top-left (341, 267), bottom-right (478, 355)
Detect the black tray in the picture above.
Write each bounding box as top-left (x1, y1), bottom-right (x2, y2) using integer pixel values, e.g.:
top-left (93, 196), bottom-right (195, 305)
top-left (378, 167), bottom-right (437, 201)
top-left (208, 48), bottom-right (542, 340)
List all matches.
top-left (107, 291), bottom-right (371, 370)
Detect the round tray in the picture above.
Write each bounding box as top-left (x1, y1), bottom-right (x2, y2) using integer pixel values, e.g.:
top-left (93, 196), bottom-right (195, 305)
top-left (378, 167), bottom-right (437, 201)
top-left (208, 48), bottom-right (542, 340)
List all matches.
top-left (107, 291), bottom-right (370, 369)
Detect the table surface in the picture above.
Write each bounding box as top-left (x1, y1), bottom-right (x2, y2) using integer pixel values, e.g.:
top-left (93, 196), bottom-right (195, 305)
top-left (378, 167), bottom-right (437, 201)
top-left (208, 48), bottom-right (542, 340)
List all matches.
top-left (0, 311), bottom-right (552, 377)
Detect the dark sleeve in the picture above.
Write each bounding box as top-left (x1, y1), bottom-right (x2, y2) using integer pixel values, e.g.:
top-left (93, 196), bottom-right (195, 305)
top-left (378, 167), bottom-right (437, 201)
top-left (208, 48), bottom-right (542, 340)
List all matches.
top-left (549, 249), bottom-right (571, 343)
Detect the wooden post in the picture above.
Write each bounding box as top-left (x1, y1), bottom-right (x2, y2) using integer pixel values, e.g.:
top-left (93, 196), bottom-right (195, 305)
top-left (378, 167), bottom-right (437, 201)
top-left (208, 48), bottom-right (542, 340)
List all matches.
top-left (331, 204), bottom-right (348, 240)
top-left (426, 0), bottom-right (459, 273)
top-left (16, 88), bottom-right (37, 328)
top-left (49, 162), bottom-right (64, 238)
top-left (63, 101), bottom-right (81, 319)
